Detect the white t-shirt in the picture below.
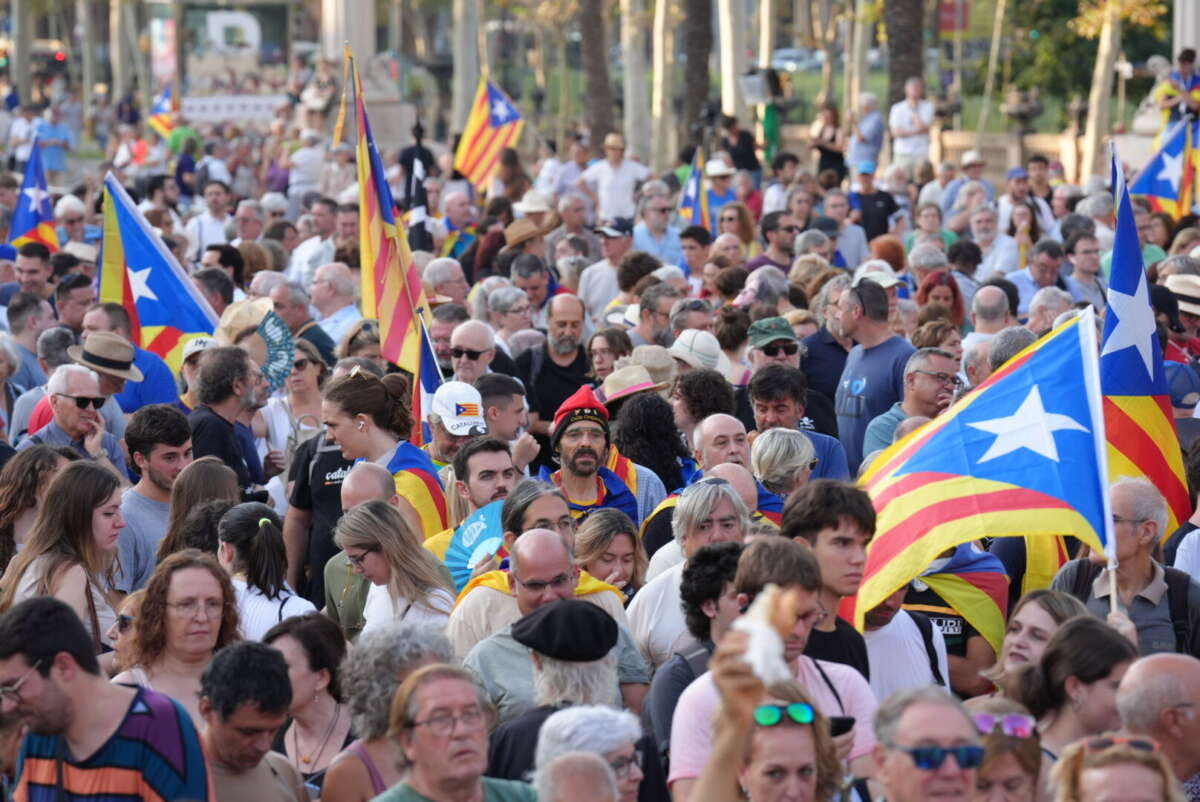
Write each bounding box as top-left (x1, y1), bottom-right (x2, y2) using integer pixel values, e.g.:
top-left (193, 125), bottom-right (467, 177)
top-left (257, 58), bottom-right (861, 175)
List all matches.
top-left (861, 609), bottom-right (950, 702)
top-left (8, 117), bottom-right (35, 161)
top-left (288, 146), bottom-right (324, 189)
top-left (645, 538), bottom-right (683, 582)
top-left (361, 583), bottom-right (455, 636)
top-left (581, 159), bottom-right (650, 222)
top-left (185, 213), bottom-right (232, 261)
top-left (626, 561), bottom-right (698, 672)
top-left (231, 577), bottom-right (317, 641)
top-left (578, 259), bottom-right (619, 325)
top-left (887, 99), bottom-right (935, 157)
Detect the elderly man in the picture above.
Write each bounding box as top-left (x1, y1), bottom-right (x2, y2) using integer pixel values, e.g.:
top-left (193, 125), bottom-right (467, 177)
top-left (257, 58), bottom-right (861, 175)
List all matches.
top-left (962, 337), bottom-right (992, 390)
top-left (633, 192), bottom-right (684, 266)
top-left (908, 243), bottom-right (950, 294)
top-left (1025, 286), bottom-right (1074, 336)
top-left (862, 348), bottom-right (959, 457)
top-left (518, 295), bottom-right (591, 468)
top-left (1053, 477), bottom-right (1200, 655)
top-left (1117, 654), bottom-right (1200, 794)
top-left (546, 194), bottom-right (601, 263)
top-left (711, 232), bottom-right (747, 267)
top-left (17, 364), bottom-right (128, 477)
top-left (579, 220), bottom-right (634, 325)
top-left (13, 327), bottom-right (120, 443)
top-left (425, 380), bottom-right (488, 468)
top-left (430, 303), bottom-right (468, 377)
top-left (535, 754), bottom-right (618, 802)
top-left (230, 199), bottom-right (265, 246)
top-left (442, 190), bottom-right (478, 261)
top-left (1006, 239), bottom-right (1070, 317)
top-left (961, 285), bottom-right (1014, 358)
top-left (80, 303), bottom-right (179, 413)
top-left (287, 196), bottom-right (338, 286)
top-left (578, 132), bottom-right (650, 223)
top-left (628, 283), bottom-right (683, 348)
top-left (628, 477), bottom-right (749, 671)
top-left (987, 325), bottom-right (1037, 373)
top-left (971, 206), bottom-right (1019, 279)
top-left (424, 257), bottom-right (469, 306)
top-left (872, 687), bottom-right (983, 802)
top-left (270, 281), bottom-right (337, 366)
top-left (802, 275), bottom-right (853, 406)
top-left (449, 320), bottom-right (497, 384)
top-left (463, 530), bottom-right (650, 722)
top-left (311, 262), bottom-right (362, 344)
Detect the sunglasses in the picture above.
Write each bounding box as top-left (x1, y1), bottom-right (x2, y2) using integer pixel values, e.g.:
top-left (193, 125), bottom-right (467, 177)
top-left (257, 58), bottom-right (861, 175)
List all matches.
top-left (754, 703), bottom-right (815, 727)
top-left (63, 217), bottom-right (84, 224)
top-left (973, 713), bottom-right (1036, 738)
top-left (57, 394), bottom-right (105, 410)
top-left (293, 358), bottom-right (311, 371)
top-left (762, 342), bottom-right (800, 357)
top-left (887, 742), bottom-right (986, 771)
top-left (720, 215), bottom-right (738, 222)
top-left (1085, 736), bottom-right (1158, 754)
top-left (451, 347), bottom-right (490, 360)
top-left (650, 207), bottom-right (674, 214)
top-left (116, 614), bottom-right (136, 633)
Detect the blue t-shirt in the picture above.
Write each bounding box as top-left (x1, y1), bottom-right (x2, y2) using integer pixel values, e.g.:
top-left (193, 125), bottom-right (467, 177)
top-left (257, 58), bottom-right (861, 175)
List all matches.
top-left (805, 429), bottom-right (851, 480)
top-left (33, 119), bottom-right (72, 172)
top-left (835, 336), bottom-right (916, 472)
top-left (707, 188), bottom-right (737, 235)
top-left (114, 348), bottom-right (180, 414)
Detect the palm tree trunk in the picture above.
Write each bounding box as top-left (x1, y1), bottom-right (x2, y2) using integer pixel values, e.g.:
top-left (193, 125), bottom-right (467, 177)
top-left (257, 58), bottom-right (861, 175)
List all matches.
top-left (622, 0), bottom-right (652, 161)
top-left (1081, 0), bottom-right (1121, 179)
top-left (883, 0), bottom-right (924, 107)
top-left (579, 0), bottom-right (616, 154)
top-left (681, 0), bottom-right (713, 146)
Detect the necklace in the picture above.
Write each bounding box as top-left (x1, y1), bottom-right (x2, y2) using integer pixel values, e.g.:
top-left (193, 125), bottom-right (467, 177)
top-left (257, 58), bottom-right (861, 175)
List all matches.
top-left (292, 702), bottom-right (341, 768)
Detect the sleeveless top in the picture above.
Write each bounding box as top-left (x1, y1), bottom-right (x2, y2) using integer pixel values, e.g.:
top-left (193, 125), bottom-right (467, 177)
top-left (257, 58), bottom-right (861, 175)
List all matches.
top-left (344, 740), bottom-right (387, 795)
top-left (13, 555), bottom-right (116, 648)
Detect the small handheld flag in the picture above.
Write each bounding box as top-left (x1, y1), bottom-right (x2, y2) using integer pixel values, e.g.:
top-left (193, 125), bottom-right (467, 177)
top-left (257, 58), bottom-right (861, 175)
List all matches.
top-left (1130, 120), bottom-right (1193, 220)
top-left (8, 141), bottom-right (59, 252)
top-left (98, 173), bottom-right (218, 372)
top-left (678, 148), bottom-right (710, 232)
top-left (147, 87), bottom-right (177, 140)
top-left (453, 78), bottom-right (525, 193)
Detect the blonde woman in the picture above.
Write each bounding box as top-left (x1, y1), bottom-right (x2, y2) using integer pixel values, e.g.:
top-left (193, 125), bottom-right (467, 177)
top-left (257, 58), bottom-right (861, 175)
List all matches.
top-left (749, 427), bottom-right (817, 499)
top-left (1052, 735), bottom-right (1184, 802)
top-left (574, 508), bottom-right (648, 603)
top-left (333, 500), bottom-right (455, 636)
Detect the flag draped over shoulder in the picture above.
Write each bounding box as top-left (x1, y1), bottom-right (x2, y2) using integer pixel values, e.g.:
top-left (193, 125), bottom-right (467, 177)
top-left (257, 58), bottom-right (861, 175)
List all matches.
top-left (678, 148), bottom-right (710, 231)
top-left (904, 544), bottom-right (1010, 655)
top-left (8, 142), bottom-right (59, 251)
top-left (453, 78), bottom-right (524, 192)
top-left (98, 174), bottom-right (218, 372)
top-left (147, 87), bottom-right (176, 140)
top-left (1104, 145), bottom-right (1191, 531)
top-left (349, 49), bottom-right (439, 444)
top-left (852, 310), bottom-right (1114, 632)
top-left (1130, 120), bottom-right (1193, 220)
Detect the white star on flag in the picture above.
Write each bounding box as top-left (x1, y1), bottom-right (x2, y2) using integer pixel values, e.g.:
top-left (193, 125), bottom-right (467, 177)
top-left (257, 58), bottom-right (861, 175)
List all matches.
top-left (128, 267), bottom-right (158, 302)
top-left (967, 386), bottom-right (1089, 464)
top-left (1100, 269), bottom-right (1157, 379)
top-left (1158, 149), bottom-right (1183, 191)
top-left (22, 186), bottom-right (50, 207)
top-left (491, 99), bottom-right (512, 122)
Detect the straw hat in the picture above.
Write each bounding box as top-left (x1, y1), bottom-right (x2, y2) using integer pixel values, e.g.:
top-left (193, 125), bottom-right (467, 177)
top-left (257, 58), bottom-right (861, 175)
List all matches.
top-left (600, 364), bottom-right (668, 407)
top-left (68, 332), bottom-right (144, 382)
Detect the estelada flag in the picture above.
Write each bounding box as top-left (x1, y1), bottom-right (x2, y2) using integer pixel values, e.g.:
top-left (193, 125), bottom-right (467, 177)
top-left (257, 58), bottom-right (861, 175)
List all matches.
top-left (453, 78), bottom-right (524, 192)
top-left (853, 309), bottom-right (1114, 633)
top-left (98, 173), bottom-right (217, 372)
top-left (8, 140), bottom-right (59, 252)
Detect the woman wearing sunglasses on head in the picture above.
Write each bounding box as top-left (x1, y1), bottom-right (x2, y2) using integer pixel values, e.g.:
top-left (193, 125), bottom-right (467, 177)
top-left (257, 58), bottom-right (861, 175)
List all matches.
top-left (692, 629), bottom-right (842, 802)
top-left (970, 698), bottom-right (1042, 802)
top-left (1051, 735), bottom-right (1184, 802)
top-left (1013, 617), bottom-right (1137, 763)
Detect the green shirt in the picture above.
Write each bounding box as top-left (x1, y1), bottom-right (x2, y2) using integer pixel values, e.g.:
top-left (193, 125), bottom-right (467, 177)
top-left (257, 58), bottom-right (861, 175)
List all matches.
top-left (371, 777), bottom-right (537, 802)
top-left (323, 551), bottom-right (369, 641)
top-left (167, 124), bottom-right (200, 154)
top-left (1101, 242), bottom-right (1167, 280)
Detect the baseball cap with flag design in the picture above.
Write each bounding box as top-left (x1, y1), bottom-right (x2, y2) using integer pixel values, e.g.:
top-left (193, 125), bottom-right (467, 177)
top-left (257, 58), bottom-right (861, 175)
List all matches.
top-left (431, 381), bottom-right (488, 436)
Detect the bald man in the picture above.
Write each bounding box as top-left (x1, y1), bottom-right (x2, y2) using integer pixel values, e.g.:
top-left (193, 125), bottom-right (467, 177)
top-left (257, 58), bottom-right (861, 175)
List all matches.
top-left (1117, 653), bottom-right (1200, 788)
top-left (312, 262), bottom-right (363, 344)
top-left (450, 319), bottom-right (496, 384)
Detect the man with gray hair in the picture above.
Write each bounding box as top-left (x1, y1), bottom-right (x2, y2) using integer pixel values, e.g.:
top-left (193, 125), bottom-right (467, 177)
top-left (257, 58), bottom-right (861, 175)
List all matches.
top-left (312, 262), bottom-right (362, 344)
top-left (872, 686), bottom-right (982, 802)
top-left (230, 199), bottom-right (265, 246)
top-left (862, 347), bottom-right (959, 456)
top-left (1117, 654), bottom-right (1200, 790)
top-left (269, 280), bottom-right (337, 366)
top-left (961, 337), bottom-right (991, 390)
top-left (448, 320), bottom-right (497, 384)
top-left (533, 753), bottom-right (618, 802)
top-left (627, 476), bottom-right (749, 670)
top-left (971, 205), bottom-right (1019, 278)
top-left (1025, 285), bottom-right (1073, 336)
top-left (633, 185), bottom-right (684, 266)
top-left (848, 91), bottom-right (883, 168)
top-left (987, 325), bottom-right (1037, 373)
top-left (795, 228), bottom-right (836, 264)
top-left (18, 364), bottom-right (128, 480)
top-left (629, 282), bottom-right (683, 347)
top-left (908, 243), bottom-right (949, 288)
top-left (423, 256), bottom-right (469, 307)
top-left (463, 529), bottom-right (649, 722)
top-left (545, 194), bottom-right (601, 264)
top-left (247, 269), bottom-right (287, 301)
top-left (1053, 477), bottom-right (1200, 656)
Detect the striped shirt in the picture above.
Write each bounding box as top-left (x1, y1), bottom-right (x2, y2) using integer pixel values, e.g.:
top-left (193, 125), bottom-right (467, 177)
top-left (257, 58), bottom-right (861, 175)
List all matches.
top-left (14, 686), bottom-right (213, 801)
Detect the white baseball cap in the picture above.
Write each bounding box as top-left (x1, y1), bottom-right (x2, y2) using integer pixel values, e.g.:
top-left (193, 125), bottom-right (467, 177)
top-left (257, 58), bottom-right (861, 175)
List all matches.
top-left (181, 336), bottom-right (217, 363)
top-left (431, 381), bottom-right (488, 436)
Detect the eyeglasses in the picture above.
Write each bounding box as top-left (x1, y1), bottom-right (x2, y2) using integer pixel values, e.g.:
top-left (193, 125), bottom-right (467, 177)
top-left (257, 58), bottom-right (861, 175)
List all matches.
top-left (505, 305), bottom-right (532, 316)
top-left (293, 358), bottom-right (311, 371)
top-left (754, 703), bottom-right (815, 727)
top-left (451, 346), bottom-right (490, 360)
top-left (55, 394), bottom-right (105, 410)
top-left (531, 516), bottom-right (577, 536)
top-left (609, 749), bottom-right (643, 779)
top-left (166, 600), bottom-right (226, 619)
top-left (347, 547), bottom-right (379, 567)
top-left (973, 712), bottom-right (1036, 738)
top-left (514, 572), bottom-right (573, 593)
top-left (1112, 515), bottom-right (1148, 527)
top-left (0, 658), bottom-right (44, 707)
top-left (778, 225), bottom-right (801, 233)
top-left (1085, 736), bottom-right (1158, 753)
top-left (410, 707), bottom-right (486, 736)
top-left (116, 614), bottom-right (136, 634)
top-left (650, 207), bottom-right (674, 214)
top-left (886, 742), bottom-right (986, 771)
top-left (762, 342), bottom-right (800, 357)
top-left (913, 369), bottom-right (964, 388)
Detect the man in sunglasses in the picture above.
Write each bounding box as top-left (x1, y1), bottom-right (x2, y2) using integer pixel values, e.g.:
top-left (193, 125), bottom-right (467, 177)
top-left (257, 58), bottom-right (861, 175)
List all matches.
top-left (632, 192), bottom-right (684, 267)
top-left (862, 347), bottom-right (959, 459)
top-left (873, 686), bottom-right (983, 802)
top-left (745, 212), bottom-right (798, 273)
top-left (18, 364), bottom-right (128, 478)
top-left (448, 320), bottom-right (497, 385)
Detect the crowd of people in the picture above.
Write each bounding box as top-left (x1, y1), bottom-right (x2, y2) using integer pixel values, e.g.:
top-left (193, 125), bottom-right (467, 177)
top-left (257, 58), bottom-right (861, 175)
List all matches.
top-left (2, 63), bottom-right (1200, 802)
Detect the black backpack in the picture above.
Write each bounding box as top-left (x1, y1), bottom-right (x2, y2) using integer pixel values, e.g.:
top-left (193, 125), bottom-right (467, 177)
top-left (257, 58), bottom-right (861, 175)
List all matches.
top-left (908, 610), bottom-right (947, 687)
top-left (1067, 559), bottom-right (1192, 654)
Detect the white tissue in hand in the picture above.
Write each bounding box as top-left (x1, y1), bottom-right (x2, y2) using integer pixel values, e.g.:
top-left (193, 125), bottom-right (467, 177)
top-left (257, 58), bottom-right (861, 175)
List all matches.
top-left (731, 585), bottom-right (793, 686)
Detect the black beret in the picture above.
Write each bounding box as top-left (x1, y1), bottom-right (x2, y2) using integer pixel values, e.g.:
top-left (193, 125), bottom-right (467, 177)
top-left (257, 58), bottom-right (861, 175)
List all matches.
top-left (510, 599), bottom-right (618, 661)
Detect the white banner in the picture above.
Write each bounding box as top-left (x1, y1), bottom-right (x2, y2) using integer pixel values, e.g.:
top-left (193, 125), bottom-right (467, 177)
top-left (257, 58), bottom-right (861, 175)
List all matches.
top-left (181, 94), bottom-right (288, 123)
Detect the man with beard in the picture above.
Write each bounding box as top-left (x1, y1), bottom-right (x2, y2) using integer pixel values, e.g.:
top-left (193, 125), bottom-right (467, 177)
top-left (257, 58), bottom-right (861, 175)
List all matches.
top-left (627, 282), bottom-right (683, 347)
top-left (118, 405), bottom-right (194, 592)
top-left (425, 438), bottom-right (520, 561)
top-left (517, 295), bottom-right (591, 471)
top-left (542, 385), bottom-right (640, 523)
top-left (189, 346), bottom-right (268, 494)
top-left (0, 598), bottom-right (212, 800)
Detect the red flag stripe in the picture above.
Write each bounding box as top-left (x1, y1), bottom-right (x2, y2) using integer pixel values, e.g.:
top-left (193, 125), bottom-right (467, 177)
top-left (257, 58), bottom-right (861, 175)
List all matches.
top-left (458, 124), bottom-right (508, 184)
top-left (1104, 396), bottom-right (1191, 515)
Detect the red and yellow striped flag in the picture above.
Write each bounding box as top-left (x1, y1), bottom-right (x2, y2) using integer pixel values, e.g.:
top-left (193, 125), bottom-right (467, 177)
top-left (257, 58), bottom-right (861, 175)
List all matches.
top-left (452, 78), bottom-right (525, 192)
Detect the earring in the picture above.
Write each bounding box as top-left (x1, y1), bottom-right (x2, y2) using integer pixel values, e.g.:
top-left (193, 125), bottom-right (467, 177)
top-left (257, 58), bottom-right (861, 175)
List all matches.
top-left (357, 422), bottom-right (365, 431)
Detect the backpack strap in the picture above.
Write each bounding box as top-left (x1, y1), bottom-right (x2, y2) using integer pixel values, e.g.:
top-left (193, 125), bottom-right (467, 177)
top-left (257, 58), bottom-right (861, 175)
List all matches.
top-left (682, 645), bottom-right (711, 680)
top-left (1068, 559), bottom-right (1104, 602)
top-left (1162, 566), bottom-right (1193, 655)
top-left (908, 610), bottom-right (946, 687)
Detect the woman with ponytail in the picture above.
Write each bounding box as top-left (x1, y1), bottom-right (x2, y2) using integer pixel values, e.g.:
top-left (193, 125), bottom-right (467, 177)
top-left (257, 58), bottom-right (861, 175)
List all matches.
top-left (217, 502), bottom-right (316, 640)
top-left (1014, 617), bottom-right (1137, 765)
top-left (321, 368), bottom-right (449, 539)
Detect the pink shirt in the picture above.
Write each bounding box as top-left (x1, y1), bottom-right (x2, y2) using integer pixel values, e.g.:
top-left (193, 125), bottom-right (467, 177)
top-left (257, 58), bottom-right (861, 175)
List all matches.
top-left (667, 656), bottom-right (878, 786)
